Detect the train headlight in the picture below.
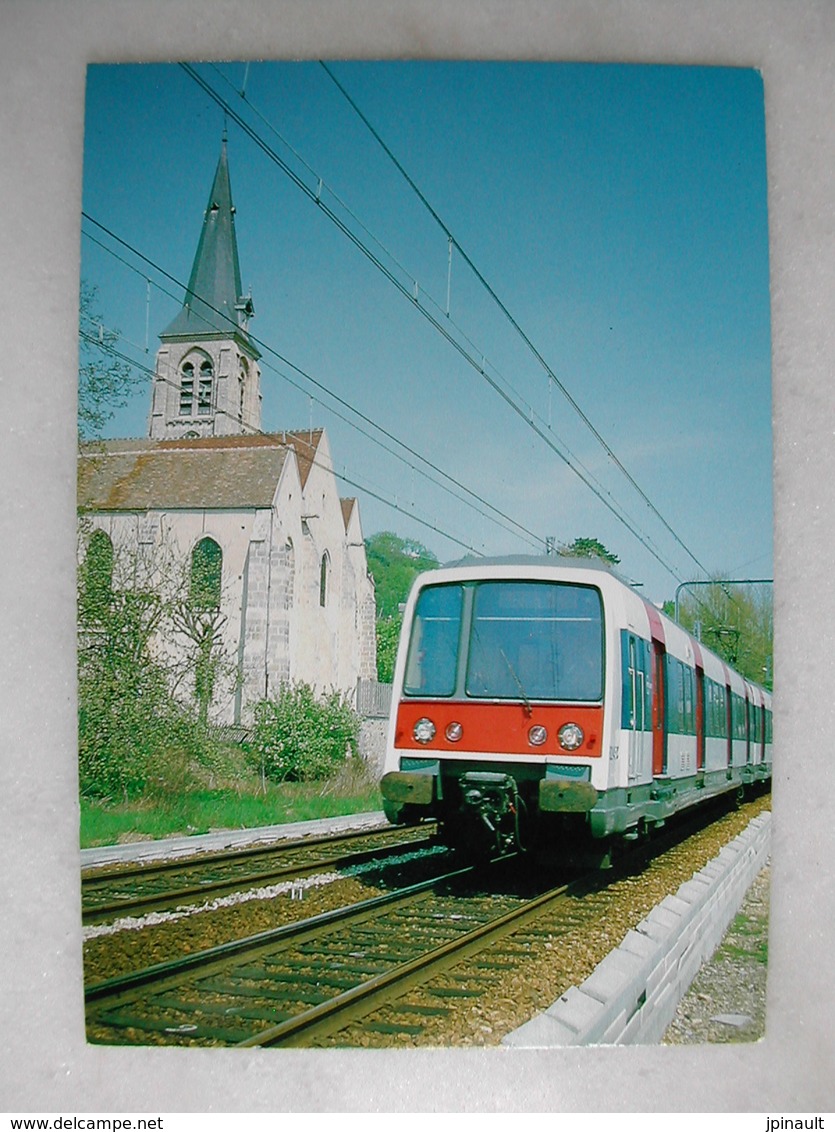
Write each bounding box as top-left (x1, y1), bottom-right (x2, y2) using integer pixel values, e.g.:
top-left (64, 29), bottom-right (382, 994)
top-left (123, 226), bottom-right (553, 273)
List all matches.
top-left (413, 717), bottom-right (436, 744)
top-left (445, 721), bottom-right (463, 742)
top-left (558, 722), bottom-right (584, 751)
top-left (528, 725), bottom-right (548, 746)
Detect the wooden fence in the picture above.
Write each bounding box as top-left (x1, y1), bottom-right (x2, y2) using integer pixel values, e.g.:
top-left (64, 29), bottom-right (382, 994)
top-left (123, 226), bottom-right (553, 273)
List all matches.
top-left (356, 678), bottom-right (393, 719)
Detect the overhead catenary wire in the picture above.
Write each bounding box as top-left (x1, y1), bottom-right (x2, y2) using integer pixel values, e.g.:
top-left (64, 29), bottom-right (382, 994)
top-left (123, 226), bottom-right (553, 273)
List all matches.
top-left (317, 61), bottom-right (716, 583)
top-left (177, 63), bottom-right (690, 587)
top-left (81, 218), bottom-right (544, 550)
top-left (83, 310), bottom-right (731, 632)
top-left (205, 62), bottom-right (661, 566)
top-left (79, 329), bottom-right (485, 557)
top-left (205, 60), bottom-right (679, 575)
top-left (80, 225), bottom-right (540, 555)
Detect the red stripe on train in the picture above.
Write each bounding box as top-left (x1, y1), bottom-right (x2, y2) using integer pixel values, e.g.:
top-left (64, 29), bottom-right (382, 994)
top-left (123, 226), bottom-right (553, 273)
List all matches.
top-left (395, 700), bottom-right (604, 757)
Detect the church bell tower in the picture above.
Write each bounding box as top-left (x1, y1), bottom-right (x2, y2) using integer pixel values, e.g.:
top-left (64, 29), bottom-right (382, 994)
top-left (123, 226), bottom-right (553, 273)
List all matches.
top-left (148, 137), bottom-right (262, 439)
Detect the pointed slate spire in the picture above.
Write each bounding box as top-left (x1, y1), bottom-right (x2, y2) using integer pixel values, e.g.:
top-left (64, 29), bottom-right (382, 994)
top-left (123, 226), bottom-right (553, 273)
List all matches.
top-left (161, 137), bottom-right (258, 353)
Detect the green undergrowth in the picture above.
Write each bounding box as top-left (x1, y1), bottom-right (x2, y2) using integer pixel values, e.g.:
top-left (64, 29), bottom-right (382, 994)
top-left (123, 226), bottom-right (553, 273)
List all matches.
top-left (80, 763), bottom-right (383, 848)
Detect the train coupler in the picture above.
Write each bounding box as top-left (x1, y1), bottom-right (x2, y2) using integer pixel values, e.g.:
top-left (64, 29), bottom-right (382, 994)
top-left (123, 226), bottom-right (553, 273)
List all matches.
top-left (458, 771), bottom-right (523, 856)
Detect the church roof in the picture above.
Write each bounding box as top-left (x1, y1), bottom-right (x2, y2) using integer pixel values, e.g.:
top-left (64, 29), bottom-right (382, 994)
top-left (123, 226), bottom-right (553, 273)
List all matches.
top-left (160, 139), bottom-right (259, 357)
top-left (78, 431), bottom-right (323, 512)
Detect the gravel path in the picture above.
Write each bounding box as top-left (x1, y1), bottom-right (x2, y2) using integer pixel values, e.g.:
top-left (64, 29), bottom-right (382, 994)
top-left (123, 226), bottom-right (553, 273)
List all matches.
top-left (662, 863), bottom-right (770, 1044)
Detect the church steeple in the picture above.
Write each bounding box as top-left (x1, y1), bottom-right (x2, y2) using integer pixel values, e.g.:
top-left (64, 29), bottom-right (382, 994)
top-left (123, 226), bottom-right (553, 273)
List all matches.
top-left (149, 138), bottom-right (262, 440)
top-left (161, 136), bottom-right (257, 345)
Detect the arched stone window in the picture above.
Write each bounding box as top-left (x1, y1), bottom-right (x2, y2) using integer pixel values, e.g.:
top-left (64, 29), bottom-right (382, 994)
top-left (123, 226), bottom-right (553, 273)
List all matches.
top-left (82, 529), bottom-right (114, 617)
top-left (190, 537), bottom-right (222, 609)
top-left (319, 551), bottom-right (330, 608)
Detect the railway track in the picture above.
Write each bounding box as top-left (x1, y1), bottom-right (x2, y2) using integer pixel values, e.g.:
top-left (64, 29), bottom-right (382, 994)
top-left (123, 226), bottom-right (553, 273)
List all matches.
top-left (85, 857), bottom-right (582, 1047)
top-left (82, 823), bottom-right (436, 925)
top-left (84, 794), bottom-right (771, 1048)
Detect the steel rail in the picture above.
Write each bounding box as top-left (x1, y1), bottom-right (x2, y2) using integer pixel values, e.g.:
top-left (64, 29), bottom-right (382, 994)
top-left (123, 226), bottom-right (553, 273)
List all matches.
top-left (82, 832), bottom-right (440, 925)
top-left (236, 875), bottom-right (577, 1047)
top-left (82, 822), bottom-right (431, 882)
top-left (85, 859), bottom-right (477, 1006)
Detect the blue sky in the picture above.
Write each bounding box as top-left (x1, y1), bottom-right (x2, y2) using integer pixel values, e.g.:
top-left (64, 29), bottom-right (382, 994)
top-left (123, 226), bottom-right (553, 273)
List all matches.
top-left (80, 61), bottom-right (772, 603)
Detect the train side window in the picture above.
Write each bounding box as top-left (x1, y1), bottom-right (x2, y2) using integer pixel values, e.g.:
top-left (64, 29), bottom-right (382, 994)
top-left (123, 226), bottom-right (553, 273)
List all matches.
top-left (665, 656), bottom-right (696, 736)
top-left (707, 679), bottom-right (728, 738)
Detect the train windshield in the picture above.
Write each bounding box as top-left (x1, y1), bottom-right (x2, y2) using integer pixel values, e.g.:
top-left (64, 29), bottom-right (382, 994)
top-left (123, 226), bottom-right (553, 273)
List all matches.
top-left (404, 580), bottom-right (604, 702)
top-left (403, 583), bottom-right (464, 697)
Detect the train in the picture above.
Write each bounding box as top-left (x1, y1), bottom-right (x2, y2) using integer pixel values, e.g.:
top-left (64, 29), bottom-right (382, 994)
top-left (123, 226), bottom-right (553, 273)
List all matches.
top-left (380, 556), bottom-right (772, 858)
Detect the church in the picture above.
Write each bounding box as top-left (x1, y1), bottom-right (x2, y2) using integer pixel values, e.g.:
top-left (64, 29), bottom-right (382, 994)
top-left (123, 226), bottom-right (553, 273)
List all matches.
top-left (78, 140), bottom-right (378, 725)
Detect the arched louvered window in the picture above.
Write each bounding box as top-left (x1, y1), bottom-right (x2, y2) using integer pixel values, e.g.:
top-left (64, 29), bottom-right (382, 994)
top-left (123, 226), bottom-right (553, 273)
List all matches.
top-left (179, 361), bottom-right (195, 416)
top-left (197, 359), bottom-right (213, 415)
top-left (190, 537), bottom-right (222, 609)
top-left (239, 357), bottom-right (248, 421)
top-left (319, 551), bottom-right (330, 608)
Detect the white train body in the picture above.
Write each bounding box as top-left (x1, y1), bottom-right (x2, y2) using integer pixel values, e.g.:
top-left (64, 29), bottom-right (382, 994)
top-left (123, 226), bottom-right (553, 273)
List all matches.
top-left (380, 557), bottom-right (771, 853)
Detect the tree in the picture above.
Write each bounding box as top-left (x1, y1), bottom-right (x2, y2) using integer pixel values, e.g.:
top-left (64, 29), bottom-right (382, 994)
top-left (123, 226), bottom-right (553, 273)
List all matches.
top-left (78, 281), bottom-right (142, 440)
top-left (77, 524), bottom-right (232, 797)
top-left (374, 617), bottom-right (402, 684)
top-left (365, 532), bottom-right (439, 682)
top-left (558, 537), bottom-right (620, 566)
top-left (365, 531), bottom-right (440, 618)
top-left (667, 579), bottom-right (773, 689)
top-left (170, 538), bottom-right (228, 725)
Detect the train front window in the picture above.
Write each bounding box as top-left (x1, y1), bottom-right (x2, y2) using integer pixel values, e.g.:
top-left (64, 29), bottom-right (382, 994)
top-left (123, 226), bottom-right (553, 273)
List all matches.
top-left (466, 581), bottom-right (603, 702)
top-left (403, 584), bottom-right (463, 697)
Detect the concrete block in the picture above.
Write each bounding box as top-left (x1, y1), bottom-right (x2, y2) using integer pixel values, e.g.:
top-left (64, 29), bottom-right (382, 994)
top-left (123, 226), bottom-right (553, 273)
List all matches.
top-left (582, 947), bottom-right (646, 1003)
top-left (502, 812), bottom-right (772, 1048)
top-left (580, 951), bottom-right (650, 1028)
top-left (659, 892), bottom-right (693, 919)
top-left (642, 902), bottom-right (685, 938)
top-left (501, 1012), bottom-right (578, 1047)
top-left (620, 998), bottom-right (653, 1044)
top-left (676, 876), bottom-right (713, 904)
top-left (543, 986), bottom-right (607, 1041)
top-left (619, 928), bottom-right (660, 963)
top-left (598, 1007), bottom-right (630, 1046)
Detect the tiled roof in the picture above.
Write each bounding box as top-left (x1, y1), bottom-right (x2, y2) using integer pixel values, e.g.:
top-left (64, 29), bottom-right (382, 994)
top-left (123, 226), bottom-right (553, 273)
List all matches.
top-left (78, 431), bottom-right (323, 512)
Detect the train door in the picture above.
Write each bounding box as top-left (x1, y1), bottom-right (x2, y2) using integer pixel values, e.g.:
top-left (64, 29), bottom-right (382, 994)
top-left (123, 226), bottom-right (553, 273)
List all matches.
top-left (651, 639), bottom-right (667, 776)
top-left (626, 635), bottom-right (650, 782)
top-left (725, 683), bottom-right (733, 768)
top-left (695, 665), bottom-right (705, 770)
top-left (692, 642), bottom-right (705, 772)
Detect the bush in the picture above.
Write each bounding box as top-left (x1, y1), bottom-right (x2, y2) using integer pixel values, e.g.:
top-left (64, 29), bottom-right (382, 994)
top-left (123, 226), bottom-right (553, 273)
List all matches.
top-left (78, 661), bottom-right (207, 800)
top-left (77, 575), bottom-right (212, 798)
top-left (248, 682), bottom-right (360, 783)
top-left (375, 615), bottom-right (402, 683)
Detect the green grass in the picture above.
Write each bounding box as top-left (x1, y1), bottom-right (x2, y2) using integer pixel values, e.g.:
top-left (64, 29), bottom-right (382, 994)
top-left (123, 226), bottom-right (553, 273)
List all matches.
top-left (80, 775), bottom-right (383, 848)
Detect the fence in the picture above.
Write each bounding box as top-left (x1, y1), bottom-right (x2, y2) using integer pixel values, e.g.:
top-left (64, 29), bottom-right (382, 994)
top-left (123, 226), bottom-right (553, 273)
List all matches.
top-left (356, 677), bottom-right (393, 718)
